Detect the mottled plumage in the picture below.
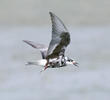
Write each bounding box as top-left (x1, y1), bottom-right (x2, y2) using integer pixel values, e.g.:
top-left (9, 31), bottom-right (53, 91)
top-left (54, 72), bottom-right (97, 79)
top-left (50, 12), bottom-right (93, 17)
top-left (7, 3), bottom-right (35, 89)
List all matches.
top-left (23, 12), bottom-right (78, 71)
top-left (46, 12), bottom-right (70, 59)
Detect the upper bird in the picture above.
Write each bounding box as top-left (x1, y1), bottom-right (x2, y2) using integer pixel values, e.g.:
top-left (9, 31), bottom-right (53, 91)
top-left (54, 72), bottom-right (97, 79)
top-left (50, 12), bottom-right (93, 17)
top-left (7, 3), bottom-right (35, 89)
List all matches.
top-left (23, 12), bottom-right (78, 71)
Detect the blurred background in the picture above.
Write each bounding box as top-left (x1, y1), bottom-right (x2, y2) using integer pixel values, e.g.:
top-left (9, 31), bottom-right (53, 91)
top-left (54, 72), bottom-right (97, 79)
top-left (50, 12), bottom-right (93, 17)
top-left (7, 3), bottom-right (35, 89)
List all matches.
top-left (0, 0), bottom-right (110, 100)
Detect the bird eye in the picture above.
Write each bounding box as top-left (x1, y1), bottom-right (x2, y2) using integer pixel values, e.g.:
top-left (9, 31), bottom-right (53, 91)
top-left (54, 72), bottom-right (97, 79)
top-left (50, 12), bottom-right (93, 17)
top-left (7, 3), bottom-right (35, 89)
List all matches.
top-left (68, 59), bottom-right (71, 62)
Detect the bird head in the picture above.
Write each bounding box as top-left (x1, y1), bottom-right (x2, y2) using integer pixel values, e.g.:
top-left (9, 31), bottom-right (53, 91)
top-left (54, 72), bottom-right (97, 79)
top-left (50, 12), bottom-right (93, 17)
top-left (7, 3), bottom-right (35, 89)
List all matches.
top-left (65, 57), bottom-right (79, 67)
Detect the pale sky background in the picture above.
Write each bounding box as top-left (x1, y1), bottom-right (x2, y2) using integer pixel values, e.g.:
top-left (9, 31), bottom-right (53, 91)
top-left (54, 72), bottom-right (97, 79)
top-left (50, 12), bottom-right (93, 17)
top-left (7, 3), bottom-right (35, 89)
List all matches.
top-left (0, 0), bottom-right (110, 26)
top-left (0, 1), bottom-right (110, 100)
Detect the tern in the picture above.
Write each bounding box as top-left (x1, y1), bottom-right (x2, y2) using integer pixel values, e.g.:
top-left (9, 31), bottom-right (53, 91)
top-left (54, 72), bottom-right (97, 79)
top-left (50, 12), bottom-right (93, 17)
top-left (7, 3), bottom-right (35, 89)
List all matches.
top-left (23, 12), bottom-right (78, 71)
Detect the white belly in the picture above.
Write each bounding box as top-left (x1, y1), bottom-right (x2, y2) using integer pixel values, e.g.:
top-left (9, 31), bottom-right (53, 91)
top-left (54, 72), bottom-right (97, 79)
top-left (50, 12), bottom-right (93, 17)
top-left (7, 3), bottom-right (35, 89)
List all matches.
top-left (37, 59), bottom-right (47, 66)
top-left (26, 58), bottom-right (73, 67)
top-left (37, 58), bottom-right (58, 66)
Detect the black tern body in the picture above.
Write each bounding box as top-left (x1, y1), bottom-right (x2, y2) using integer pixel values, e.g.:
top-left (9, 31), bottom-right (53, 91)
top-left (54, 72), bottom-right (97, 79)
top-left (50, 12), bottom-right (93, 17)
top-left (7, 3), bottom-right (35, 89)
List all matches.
top-left (23, 12), bottom-right (78, 71)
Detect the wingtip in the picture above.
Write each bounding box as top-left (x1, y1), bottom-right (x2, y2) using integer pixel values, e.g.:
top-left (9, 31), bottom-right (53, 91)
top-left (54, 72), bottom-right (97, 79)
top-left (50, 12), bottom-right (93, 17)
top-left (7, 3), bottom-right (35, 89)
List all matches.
top-left (23, 40), bottom-right (31, 45)
top-left (49, 12), bottom-right (56, 17)
top-left (49, 12), bottom-right (53, 16)
top-left (23, 40), bottom-right (27, 43)
top-left (49, 11), bottom-right (52, 14)
top-left (23, 40), bottom-right (26, 42)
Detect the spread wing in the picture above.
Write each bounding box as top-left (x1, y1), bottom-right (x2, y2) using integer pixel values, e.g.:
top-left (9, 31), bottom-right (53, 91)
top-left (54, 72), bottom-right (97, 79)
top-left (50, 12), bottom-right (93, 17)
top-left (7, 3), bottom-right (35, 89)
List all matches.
top-left (46, 12), bottom-right (70, 59)
top-left (23, 40), bottom-right (48, 59)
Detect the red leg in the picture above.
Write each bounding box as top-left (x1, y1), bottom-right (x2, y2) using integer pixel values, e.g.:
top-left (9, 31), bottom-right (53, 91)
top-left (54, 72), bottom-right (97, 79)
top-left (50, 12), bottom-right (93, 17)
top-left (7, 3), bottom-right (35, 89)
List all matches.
top-left (44, 59), bottom-right (49, 71)
top-left (40, 60), bottom-right (49, 72)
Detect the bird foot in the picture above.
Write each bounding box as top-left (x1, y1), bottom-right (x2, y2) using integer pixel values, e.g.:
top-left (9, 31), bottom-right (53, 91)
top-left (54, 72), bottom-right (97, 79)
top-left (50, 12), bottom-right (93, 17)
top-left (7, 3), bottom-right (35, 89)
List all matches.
top-left (40, 65), bottom-right (48, 72)
top-left (73, 61), bottom-right (79, 67)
